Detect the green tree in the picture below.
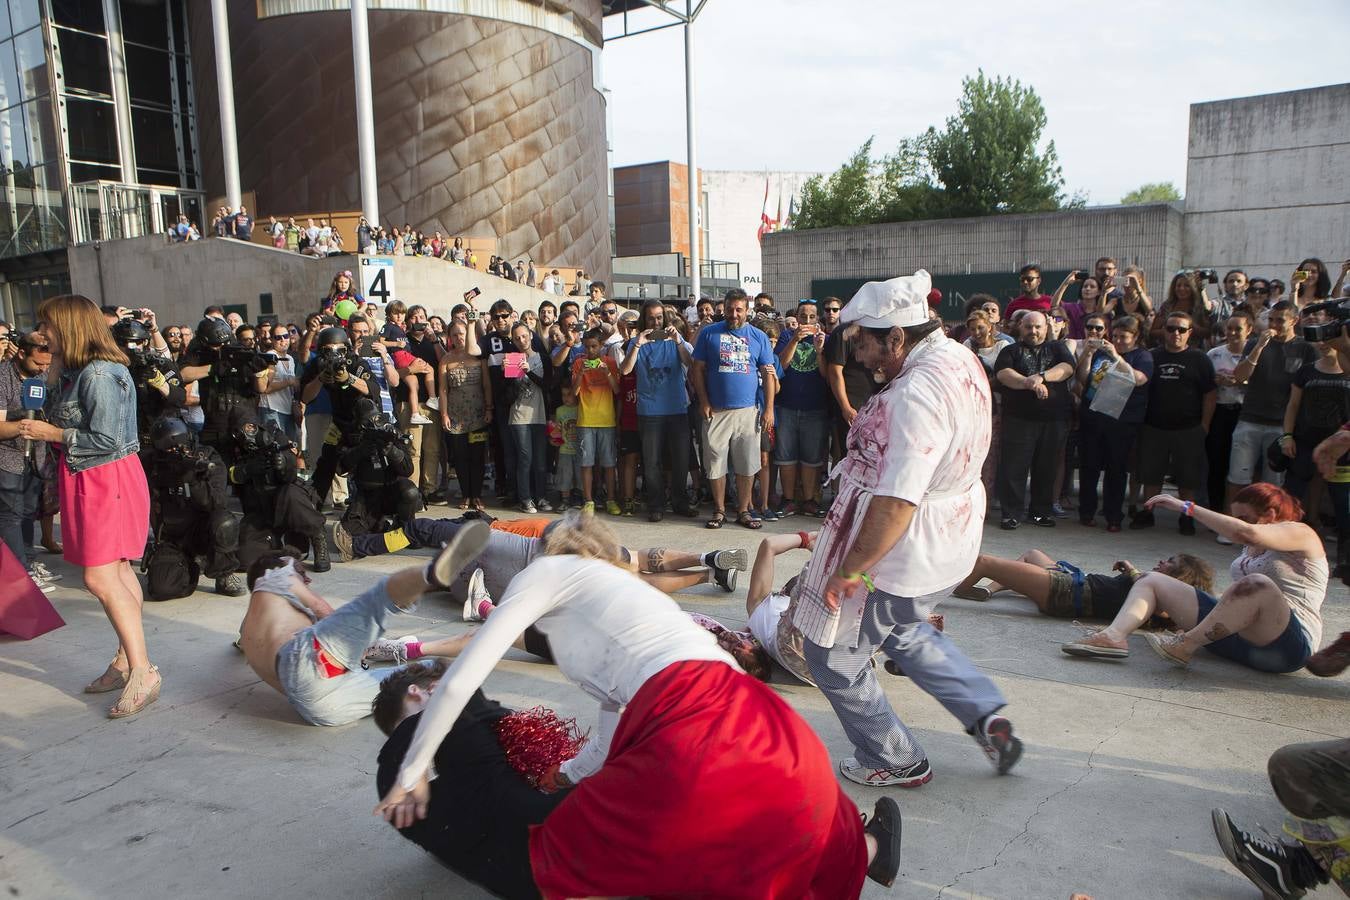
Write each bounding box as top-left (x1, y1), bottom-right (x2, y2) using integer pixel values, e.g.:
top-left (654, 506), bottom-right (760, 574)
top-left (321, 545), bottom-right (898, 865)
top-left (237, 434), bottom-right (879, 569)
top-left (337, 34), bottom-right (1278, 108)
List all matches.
top-left (793, 139), bottom-right (878, 230)
top-left (1120, 181), bottom-right (1182, 205)
top-left (924, 70), bottom-right (1068, 217)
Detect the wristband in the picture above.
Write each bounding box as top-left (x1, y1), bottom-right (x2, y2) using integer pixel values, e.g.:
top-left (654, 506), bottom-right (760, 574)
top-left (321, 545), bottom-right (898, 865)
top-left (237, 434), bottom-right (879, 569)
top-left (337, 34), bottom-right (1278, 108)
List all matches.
top-left (840, 571), bottom-right (875, 591)
top-left (1181, 501), bottom-right (1194, 518)
top-left (798, 531), bottom-right (811, 550)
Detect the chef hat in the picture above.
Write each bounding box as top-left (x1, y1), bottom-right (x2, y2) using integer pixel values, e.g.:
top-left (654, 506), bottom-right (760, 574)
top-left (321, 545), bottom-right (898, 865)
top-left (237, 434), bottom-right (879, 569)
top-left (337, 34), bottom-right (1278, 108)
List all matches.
top-left (840, 270), bottom-right (933, 329)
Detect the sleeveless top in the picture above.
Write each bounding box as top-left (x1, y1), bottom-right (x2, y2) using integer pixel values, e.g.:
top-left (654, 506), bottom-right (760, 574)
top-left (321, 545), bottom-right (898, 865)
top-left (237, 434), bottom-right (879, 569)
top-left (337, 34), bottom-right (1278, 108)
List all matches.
top-left (441, 360), bottom-right (485, 434)
top-left (1231, 547), bottom-right (1327, 649)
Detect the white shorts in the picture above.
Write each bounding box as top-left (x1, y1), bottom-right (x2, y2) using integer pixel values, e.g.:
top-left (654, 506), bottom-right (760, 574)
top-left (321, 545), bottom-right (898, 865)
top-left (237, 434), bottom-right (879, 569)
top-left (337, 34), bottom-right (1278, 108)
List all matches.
top-left (701, 406), bottom-right (761, 480)
top-left (1228, 420), bottom-right (1285, 486)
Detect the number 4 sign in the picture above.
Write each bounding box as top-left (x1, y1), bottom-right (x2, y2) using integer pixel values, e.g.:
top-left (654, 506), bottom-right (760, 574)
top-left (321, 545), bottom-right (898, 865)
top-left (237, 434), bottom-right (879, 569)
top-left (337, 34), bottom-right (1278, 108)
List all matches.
top-left (360, 257), bottom-right (396, 304)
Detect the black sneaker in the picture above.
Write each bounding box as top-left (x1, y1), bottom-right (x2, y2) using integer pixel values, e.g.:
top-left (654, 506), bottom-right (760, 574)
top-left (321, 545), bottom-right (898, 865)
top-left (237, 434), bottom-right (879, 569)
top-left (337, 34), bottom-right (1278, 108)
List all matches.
top-left (1179, 516), bottom-right (1196, 536)
top-left (426, 520), bottom-right (491, 590)
top-left (1211, 808), bottom-right (1327, 899)
top-left (1128, 510), bottom-right (1155, 530)
top-left (971, 714), bottom-right (1023, 775)
top-left (712, 566), bottom-right (738, 593)
top-left (1000, 517), bottom-right (1019, 530)
top-left (883, 659), bottom-right (907, 678)
top-left (310, 534), bottom-right (331, 573)
top-left (1029, 515), bottom-right (1056, 528)
top-left (864, 797), bottom-right (903, 888)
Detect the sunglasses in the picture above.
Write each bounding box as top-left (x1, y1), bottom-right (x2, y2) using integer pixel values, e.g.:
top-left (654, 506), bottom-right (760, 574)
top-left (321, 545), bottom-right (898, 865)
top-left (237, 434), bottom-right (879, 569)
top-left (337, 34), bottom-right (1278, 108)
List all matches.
top-left (493, 312), bottom-right (511, 320)
top-left (600, 309), bottom-right (617, 316)
top-left (1084, 324), bottom-right (1106, 332)
top-left (1052, 317), bottom-right (1066, 323)
top-left (1249, 287), bottom-right (1269, 294)
top-left (1164, 325), bottom-right (1191, 334)
top-left (273, 334), bottom-right (290, 340)
top-left (1020, 276), bottom-right (1038, 283)
top-left (823, 306), bottom-right (841, 313)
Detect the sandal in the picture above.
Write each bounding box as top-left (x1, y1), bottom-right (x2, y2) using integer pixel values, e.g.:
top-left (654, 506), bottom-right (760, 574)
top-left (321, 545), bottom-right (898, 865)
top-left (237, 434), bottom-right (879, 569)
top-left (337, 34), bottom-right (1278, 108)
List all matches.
top-left (457, 498), bottom-right (470, 510)
top-left (84, 662), bottom-right (130, 694)
top-left (706, 510), bottom-right (726, 529)
top-left (42, 540), bottom-right (63, 554)
top-left (108, 666), bottom-right (161, 719)
top-left (472, 499), bottom-right (486, 513)
top-left (736, 510), bottom-right (762, 530)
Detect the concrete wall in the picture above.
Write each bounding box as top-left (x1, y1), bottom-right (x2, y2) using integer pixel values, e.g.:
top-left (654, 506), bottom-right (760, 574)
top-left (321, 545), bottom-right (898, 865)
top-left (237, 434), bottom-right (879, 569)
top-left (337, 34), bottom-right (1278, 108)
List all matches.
top-left (761, 204), bottom-right (1184, 303)
top-left (68, 237), bottom-right (558, 328)
top-left (1184, 83), bottom-right (1350, 278)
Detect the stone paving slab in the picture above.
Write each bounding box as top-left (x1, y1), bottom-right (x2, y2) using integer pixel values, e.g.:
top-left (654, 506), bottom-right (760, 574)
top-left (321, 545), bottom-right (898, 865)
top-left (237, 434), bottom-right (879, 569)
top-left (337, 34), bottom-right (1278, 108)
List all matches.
top-left (2, 510), bottom-right (1346, 900)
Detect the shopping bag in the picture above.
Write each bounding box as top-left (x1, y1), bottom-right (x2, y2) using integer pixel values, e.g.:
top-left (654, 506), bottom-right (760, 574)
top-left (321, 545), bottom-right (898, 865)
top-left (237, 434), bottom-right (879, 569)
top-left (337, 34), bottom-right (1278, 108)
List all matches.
top-left (1088, 361), bottom-right (1136, 420)
top-left (0, 542), bottom-right (65, 640)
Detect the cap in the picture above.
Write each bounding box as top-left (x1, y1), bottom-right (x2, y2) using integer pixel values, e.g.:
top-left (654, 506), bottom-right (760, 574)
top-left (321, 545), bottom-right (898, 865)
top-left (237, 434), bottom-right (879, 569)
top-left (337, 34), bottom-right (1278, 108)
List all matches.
top-left (840, 270), bottom-right (933, 329)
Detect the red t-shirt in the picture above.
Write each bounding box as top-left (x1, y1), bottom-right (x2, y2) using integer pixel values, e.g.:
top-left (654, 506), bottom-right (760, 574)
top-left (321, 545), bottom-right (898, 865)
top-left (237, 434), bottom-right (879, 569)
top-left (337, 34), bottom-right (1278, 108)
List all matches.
top-left (1004, 294), bottom-right (1053, 319)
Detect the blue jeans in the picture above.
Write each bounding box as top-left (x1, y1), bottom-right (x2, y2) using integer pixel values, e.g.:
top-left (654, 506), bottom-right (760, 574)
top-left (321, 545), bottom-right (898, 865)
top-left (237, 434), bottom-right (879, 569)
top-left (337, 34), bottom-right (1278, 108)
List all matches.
top-left (804, 589), bottom-right (1006, 769)
top-left (259, 407), bottom-right (300, 444)
top-left (274, 577), bottom-right (412, 725)
top-left (0, 466), bottom-right (40, 567)
top-left (510, 423), bottom-right (548, 503)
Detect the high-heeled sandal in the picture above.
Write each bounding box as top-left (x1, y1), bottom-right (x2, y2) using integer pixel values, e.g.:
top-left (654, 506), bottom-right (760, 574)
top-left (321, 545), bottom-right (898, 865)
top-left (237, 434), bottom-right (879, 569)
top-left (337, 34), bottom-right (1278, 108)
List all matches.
top-left (108, 666), bottom-right (161, 719)
top-left (84, 662), bottom-right (130, 694)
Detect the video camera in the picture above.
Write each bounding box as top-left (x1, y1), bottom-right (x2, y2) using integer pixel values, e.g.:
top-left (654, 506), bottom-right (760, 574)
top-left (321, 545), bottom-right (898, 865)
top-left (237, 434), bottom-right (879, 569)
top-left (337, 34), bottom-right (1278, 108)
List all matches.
top-left (217, 343), bottom-right (271, 374)
top-left (316, 344), bottom-right (355, 382)
top-left (1299, 298), bottom-right (1350, 343)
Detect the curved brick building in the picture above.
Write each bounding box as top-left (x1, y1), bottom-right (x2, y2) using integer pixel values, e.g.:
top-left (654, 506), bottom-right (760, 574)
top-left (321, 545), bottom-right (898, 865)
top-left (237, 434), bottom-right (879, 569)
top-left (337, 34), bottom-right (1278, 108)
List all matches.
top-left (188, 0), bottom-right (611, 278)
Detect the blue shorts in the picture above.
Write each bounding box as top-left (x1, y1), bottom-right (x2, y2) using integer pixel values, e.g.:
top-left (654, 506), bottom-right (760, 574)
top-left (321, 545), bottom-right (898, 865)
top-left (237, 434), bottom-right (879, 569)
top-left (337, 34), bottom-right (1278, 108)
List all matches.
top-left (772, 406), bottom-right (829, 467)
top-left (1194, 589), bottom-right (1313, 674)
top-left (578, 426), bottom-right (617, 468)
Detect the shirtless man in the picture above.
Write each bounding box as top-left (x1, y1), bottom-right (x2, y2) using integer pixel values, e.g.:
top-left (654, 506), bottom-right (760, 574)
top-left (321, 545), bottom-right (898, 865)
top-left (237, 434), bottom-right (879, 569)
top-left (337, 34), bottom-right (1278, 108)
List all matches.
top-left (331, 515), bottom-right (747, 604)
top-left (238, 522), bottom-right (490, 725)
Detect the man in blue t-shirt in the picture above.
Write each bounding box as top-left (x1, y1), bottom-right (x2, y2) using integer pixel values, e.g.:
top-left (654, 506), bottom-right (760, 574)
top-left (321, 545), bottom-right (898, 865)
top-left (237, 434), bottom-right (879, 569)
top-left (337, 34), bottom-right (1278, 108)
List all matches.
top-left (621, 301), bottom-right (696, 520)
top-left (773, 300), bottom-right (831, 517)
top-left (692, 289), bottom-right (777, 529)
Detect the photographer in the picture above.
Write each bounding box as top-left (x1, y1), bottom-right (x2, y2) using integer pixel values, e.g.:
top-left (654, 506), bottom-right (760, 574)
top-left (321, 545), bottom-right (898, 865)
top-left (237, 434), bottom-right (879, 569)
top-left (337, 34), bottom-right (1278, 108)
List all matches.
top-left (0, 330), bottom-right (57, 589)
top-left (142, 418), bottom-right (244, 600)
top-left (332, 397), bottom-right (419, 546)
top-left (110, 317), bottom-right (187, 443)
top-left (299, 327), bottom-right (376, 507)
top-left (228, 421), bottom-right (328, 572)
top-left (178, 317), bottom-right (270, 462)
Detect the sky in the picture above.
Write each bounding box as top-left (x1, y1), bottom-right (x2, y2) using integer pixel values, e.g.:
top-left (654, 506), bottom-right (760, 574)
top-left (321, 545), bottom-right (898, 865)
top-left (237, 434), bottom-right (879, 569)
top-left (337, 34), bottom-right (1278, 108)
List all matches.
top-left (601, 0), bottom-right (1350, 206)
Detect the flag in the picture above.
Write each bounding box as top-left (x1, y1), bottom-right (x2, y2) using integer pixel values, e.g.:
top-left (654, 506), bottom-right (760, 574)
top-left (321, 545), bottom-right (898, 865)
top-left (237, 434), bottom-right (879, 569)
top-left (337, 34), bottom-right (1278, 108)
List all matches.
top-left (784, 195), bottom-right (796, 230)
top-left (757, 177), bottom-right (771, 242)
top-left (772, 185), bottom-right (782, 232)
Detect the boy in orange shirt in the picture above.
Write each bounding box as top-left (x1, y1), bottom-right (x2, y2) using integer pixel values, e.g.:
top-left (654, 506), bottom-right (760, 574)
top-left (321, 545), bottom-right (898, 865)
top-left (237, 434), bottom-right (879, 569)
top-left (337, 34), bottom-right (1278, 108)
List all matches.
top-left (570, 329), bottom-right (621, 514)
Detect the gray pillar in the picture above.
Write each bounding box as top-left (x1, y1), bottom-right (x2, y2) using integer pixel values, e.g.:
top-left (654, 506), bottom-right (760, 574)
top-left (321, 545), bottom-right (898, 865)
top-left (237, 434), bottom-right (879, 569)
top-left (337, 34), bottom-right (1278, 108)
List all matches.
top-left (101, 0), bottom-right (137, 186)
top-left (210, 0), bottom-right (241, 211)
top-left (351, 0), bottom-right (379, 226)
top-left (684, 21), bottom-right (700, 301)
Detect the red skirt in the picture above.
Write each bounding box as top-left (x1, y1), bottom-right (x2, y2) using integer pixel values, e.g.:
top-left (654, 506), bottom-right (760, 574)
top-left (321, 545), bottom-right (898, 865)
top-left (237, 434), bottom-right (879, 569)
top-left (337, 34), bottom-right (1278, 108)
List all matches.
top-left (57, 452), bottom-right (150, 567)
top-left (529, 660), bottom-right (867, 899)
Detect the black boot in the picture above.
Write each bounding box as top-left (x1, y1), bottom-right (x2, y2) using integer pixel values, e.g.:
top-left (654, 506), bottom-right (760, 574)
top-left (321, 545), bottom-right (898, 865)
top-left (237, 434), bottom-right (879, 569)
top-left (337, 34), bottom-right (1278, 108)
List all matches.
top-left (311, 533), bottom-right (332, 573)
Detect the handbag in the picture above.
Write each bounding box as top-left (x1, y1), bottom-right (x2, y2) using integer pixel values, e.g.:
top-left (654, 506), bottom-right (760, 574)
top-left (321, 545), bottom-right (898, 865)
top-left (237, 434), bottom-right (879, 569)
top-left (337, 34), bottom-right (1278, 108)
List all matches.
top-left (1087, 360), bottom-right (1136, 420)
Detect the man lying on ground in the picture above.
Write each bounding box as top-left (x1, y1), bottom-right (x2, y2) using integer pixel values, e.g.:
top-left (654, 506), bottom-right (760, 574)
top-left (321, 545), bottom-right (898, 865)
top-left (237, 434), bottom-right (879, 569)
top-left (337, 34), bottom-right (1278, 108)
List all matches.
top-left (951, 549), bottom-right (1215, 620)
top-left (236, 522), bottom-right (490, 725)
top-left (331, 514), bottom-right (747, 601)
top-left (372, 660), bottom-right (569, 900)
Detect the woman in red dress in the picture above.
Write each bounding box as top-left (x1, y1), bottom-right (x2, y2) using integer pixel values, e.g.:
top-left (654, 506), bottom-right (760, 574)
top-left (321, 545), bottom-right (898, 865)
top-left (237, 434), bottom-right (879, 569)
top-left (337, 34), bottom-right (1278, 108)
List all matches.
top-left (18, 295), bottom-right (157, 718)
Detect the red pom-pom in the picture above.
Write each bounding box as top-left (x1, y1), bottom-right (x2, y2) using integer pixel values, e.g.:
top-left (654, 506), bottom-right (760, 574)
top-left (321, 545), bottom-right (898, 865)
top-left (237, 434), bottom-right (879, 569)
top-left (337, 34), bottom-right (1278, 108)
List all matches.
top-left (495, 707), bottom-right (588, 788)
top-left (927, 288), bottom-right (943, 307)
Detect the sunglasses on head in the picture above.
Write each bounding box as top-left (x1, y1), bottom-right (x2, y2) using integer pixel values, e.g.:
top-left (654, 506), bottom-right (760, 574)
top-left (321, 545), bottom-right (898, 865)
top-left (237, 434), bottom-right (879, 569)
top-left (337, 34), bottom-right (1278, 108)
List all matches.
top-left (1164, 325), bottom-right (1191, 334)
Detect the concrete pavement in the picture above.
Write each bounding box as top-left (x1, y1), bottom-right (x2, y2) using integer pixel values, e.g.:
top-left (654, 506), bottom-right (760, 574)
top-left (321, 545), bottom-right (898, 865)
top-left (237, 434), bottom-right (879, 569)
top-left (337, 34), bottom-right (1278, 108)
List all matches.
top-left (2, 508), bottom-right (1346, 900)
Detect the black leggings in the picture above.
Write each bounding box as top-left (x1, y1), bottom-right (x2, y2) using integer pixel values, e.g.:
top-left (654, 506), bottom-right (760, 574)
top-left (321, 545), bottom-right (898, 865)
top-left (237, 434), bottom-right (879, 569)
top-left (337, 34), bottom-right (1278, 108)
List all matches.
top-left (445, 429), bottom-right (487, 500)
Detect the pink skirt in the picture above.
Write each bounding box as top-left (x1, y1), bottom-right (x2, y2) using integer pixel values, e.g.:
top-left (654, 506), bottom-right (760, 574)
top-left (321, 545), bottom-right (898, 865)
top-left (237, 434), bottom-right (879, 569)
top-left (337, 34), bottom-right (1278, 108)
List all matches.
top-left (57, 452), bottom-right (150, 567)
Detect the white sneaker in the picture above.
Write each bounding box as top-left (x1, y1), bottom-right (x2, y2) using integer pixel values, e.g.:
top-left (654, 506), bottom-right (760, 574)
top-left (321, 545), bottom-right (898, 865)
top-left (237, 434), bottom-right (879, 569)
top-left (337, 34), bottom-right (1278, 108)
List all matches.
top-left (361, 635), bottom-right (419, 669)
top-left (30, 561), bottom-right (61, 581)
top-left (28, 572), bottom-right (56, 594)
top-left (424, 396), bottom-right (440, 411)
top-left (409, 412), bottom-right (433, 425)
top-left (1216, 534), bottom-right (1233, 546)
top-left (462, 568), bottom-right (495, 621)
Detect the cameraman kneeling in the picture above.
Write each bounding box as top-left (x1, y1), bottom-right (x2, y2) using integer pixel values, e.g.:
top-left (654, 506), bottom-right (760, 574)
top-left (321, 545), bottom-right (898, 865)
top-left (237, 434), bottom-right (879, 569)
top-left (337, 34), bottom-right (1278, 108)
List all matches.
top-left (336, 398), bottom-right (419, 542)
top-left (299, 327), bottom-right (377, 506)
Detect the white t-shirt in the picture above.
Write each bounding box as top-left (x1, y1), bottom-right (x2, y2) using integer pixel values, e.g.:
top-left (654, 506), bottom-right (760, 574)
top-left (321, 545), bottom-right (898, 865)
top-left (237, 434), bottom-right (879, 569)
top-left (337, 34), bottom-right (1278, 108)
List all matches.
top-left (260, 355), bottom-right (296, 413)
top-left (397, 556), bottom-right (735, 789)
top-left (1207, 344), bottom-right (1245, 406)
top-left (747, 593), bottom-right (813, 685)
top-left (794, 332), bottom-right (991, 648)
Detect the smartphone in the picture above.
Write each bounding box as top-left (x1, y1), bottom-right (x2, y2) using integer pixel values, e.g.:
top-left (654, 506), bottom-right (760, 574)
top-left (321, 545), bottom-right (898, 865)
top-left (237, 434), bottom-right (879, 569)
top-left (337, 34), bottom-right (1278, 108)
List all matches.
top-left (464, 287), bottom-right (481, 302)
top-left (1294, 269), bottom-right (1310, 281)
top-left (358, 335), bottom-right (376, 356)
top-left (1073, 272), bottom-right (1088, 282)
top-left (1112, 275), bottom-right (1129, 290)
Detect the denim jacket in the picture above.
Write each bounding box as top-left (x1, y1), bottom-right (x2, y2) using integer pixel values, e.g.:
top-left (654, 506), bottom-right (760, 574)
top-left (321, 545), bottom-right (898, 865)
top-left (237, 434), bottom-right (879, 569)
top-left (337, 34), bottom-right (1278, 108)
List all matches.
top-left (49, 359), bottom-right (141, 474)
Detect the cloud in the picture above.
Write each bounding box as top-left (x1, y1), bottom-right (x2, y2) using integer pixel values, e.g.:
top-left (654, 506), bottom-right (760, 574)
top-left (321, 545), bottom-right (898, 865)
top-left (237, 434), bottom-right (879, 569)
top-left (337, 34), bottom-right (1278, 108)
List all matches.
top-left (603, 0), bottom-right (1350, 204)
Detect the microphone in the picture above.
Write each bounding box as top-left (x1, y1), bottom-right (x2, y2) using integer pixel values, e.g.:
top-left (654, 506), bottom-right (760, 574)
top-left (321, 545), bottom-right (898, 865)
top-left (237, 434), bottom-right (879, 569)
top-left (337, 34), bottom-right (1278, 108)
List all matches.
top-left (21, 377), bottom-right (46, 461)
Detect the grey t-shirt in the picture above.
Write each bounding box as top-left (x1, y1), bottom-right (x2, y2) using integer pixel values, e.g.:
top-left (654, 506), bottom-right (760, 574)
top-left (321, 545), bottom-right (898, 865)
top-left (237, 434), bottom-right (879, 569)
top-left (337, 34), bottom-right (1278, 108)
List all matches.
top-left (1239, 338), bottom-right (1317, 424)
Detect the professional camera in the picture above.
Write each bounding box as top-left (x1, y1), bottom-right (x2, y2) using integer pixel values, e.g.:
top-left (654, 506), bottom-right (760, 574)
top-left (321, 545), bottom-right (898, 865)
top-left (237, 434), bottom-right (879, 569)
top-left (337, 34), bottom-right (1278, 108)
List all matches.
top-left (316, 344), bottom-right (355, 381)
top-left (217, 343), bottom-right (271, 374)
top-left (1299, 298), bottom-right (1350, 343)
top-left (233, 422), bottom-right (299, 486)
top-left (1192, 268), bottom-right (1219, 284)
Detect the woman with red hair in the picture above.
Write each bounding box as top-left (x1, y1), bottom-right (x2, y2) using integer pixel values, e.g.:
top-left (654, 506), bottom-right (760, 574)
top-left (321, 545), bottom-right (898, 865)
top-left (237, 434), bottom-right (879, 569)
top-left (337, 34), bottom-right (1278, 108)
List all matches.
top-left (1061, 483), bottom-right (1327, 673)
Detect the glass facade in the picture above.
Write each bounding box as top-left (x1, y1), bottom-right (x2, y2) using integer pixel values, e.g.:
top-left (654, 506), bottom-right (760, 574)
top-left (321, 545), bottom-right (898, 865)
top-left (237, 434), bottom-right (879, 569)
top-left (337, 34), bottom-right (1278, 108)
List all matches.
top-left (0, 0), bottom-right (199, 265)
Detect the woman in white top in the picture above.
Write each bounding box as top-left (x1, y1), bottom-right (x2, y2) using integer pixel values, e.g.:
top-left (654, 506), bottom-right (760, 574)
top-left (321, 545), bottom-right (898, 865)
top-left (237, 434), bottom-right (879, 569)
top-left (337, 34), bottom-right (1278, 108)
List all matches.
top-left (1063, 482), bottom-right (1327, 673)
top-left (1206, 309), bottom-right (1253, 518)
top-left (376, 512), bottom-right (901, 898)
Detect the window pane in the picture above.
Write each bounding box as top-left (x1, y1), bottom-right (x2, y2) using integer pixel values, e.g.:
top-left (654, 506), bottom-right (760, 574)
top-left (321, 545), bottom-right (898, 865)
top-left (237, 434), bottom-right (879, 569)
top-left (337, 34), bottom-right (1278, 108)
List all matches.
top-left (24, 96), bottom-right (56, 165)
top-left (69, 160), bottom-right (119, 182)
top-left (0, 162), bottom-right (68, 257)
top-left (169, 0), bottom-right (186, 51)
top-left (119, 0), bottom-right (168, 48)
top-left (51, 0), bottom-right (104, 32)
top-left (130, 105), bottom-right (175, 170)
top-left (57, 28), bottom-right (112, 95)
top-left (136, 166), bottom-right (177, 186)
top-left (0, 39), bottom-right (18, 108)
top-left (13, 27), bottom-right (48, 101)
top-left (0, 100), bottom-right (31, 173)
top-left (64, 96), bottom-right (119, 164)
top-left (8, 2), bottom-right (41, 35)
top-left (125, 44), bottom-right (171, 107)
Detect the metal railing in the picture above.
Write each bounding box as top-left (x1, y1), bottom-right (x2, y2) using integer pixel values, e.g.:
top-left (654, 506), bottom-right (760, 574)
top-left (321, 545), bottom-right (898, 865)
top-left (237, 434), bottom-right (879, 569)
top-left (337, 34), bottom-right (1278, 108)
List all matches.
top-left (69, 181), bottom-right (206, 245)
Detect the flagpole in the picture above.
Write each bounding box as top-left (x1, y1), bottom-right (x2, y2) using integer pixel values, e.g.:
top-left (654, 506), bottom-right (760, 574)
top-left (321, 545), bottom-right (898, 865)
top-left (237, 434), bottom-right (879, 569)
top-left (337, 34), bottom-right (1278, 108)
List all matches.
top-left (684, 19), bottom-right (700, 303)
